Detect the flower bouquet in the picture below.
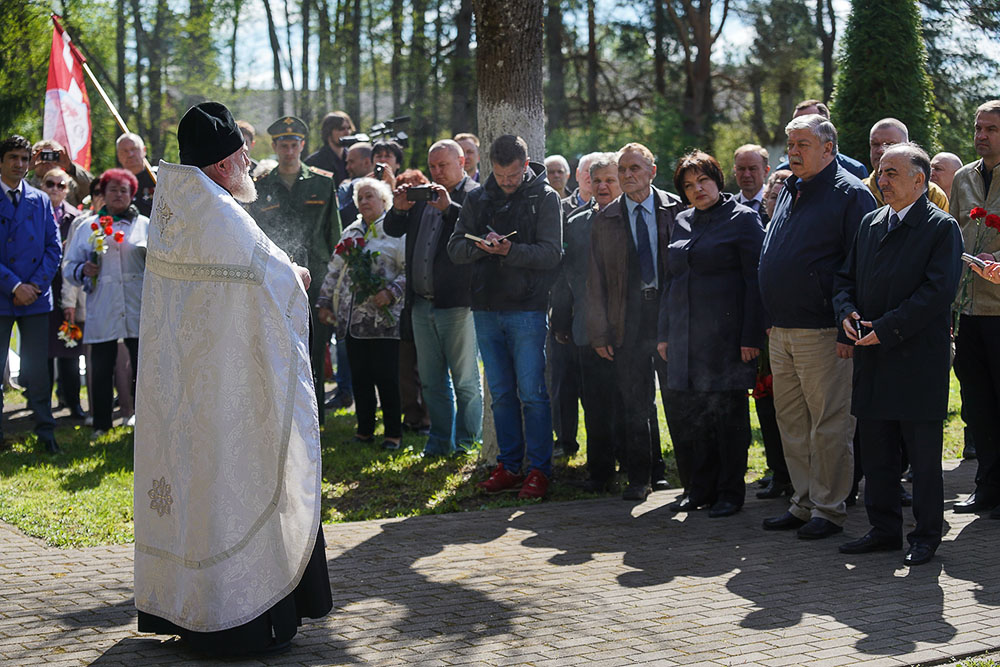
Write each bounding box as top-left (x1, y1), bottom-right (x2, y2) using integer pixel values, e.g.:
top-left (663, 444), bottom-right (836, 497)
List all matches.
top-left (57, 321), bottom-right (83, 348)
top-left (332, 226), bottom-right (395, 323)
top-left (956, 207), bottom-right (1000, 327)
top-left (85, 215), bottom-right (125, 292)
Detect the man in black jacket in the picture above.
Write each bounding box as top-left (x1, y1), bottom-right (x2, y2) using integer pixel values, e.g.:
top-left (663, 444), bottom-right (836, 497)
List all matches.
top-left (448, 134), bottom-right (562, 499)
top-left (833, 144), bottom-right (962, 566)
top-left (758, 114), bottom-right (876, 540)
top-left (385, 140), bottom-right (484, 457)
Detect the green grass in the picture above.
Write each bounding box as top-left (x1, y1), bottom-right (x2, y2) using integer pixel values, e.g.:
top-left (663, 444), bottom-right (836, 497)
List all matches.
top-left (0, 372), bottom-right (969, 548)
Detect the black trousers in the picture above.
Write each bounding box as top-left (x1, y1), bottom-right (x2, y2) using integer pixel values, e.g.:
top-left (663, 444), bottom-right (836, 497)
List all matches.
top-left (310, 319), bottom-right (332, 427)
top-left (578, 345), bottom-right (620, 482)
top-left (346, 335), bottom-right (402, 439)
top-left (755, 395), bottom-right (789, 485)
top-left (663, 390), bottom-right (749, 506)
top-left (858, 418), bottom-right (943, 548)
top-left (548, 331), bottom-right (581, 453)
top-left (49, 356), bottom-right (82, 412)
top-left (91, 338), bottom-right (138, 431)
top-left (612, 340), bottom-right (658, 487)
top-left (954, 314), bottom-right (1000, 503)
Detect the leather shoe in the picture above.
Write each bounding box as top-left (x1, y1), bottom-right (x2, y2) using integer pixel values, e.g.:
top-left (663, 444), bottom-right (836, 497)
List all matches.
top-left (40, 436), bottom-right (61, 455)
top-left (900, 489), bottom-right (913, 507)
top-left (651, 479), bottom-right (671, 492)
top-left (667, 494), bottom-right (693, 512)
top-left (622, 484), bottom-right (651, 502)
top-left (903, 543), bottom-right (935, 566)
top-left (762, 511), bottom-right (807, 531)
top-left (839, 532), bottom-right (901, 554)
top-left (708, 501), bottom-right (741, 518)
top-left (756, 475), bottom-right (772, 489)
top-left (576, 478), bottom-right (615, 493)
top-left (796, 517), bottom-right (843, 540)
top-left (756, 480), bottom-right (793, 499)
top-left (953, 492), bottom-right (998, 514)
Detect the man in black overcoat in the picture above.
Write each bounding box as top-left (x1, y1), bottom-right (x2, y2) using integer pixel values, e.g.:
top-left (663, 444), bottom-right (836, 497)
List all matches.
top-left (832, 143), bottom-right (963, 567)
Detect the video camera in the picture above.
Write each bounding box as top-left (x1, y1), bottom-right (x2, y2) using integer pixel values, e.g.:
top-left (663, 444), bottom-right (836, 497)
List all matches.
top-left (368, 115), bottom-right (410, 148)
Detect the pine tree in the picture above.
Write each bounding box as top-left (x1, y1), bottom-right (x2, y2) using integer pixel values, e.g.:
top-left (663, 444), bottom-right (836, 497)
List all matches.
top-left (831, 0), bottom-right (939, 163)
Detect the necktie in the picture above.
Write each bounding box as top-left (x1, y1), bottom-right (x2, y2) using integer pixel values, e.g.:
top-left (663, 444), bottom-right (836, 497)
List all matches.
top-left (7, 190), bottom-right (17, 208)
top-left (634, 206), bottom-right (655, 285)
top-left (745, 198), bottom-right (759, 211)
top-left (887, 212), bottom-right (900, 233)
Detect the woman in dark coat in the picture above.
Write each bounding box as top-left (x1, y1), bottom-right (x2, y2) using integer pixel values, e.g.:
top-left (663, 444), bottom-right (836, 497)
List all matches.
top-left (657, 151), bottom-right (767, 517)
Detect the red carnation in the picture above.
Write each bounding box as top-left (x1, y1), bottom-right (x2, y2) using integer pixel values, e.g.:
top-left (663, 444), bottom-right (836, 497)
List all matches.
top-left (334, 242), bottom-right (345, 256)
top-left (356, 238), bottom-right (367, 248)
top-left (987, 214), bottom-right (1000, 231)
top-left (971, 207), bottom-right (988, 220)
top-left (99, 215), bottom-right (113, 225)
top-left (104, 225), bottom-right (113, 236)
top-left (114, 231), bottom-right (125, 243)
top-left (90, 222), bottom-right (99, 231)
top-left (343, 237), bottom-right (355, 249)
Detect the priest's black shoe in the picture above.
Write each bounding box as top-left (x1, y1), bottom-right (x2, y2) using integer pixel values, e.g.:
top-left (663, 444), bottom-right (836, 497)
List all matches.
top-left (953, 492), bottom-right (998, 513)
top-left (756, 480), bottom-right (792, 499)
top-left (903, 543), bottom-right (935, 566)
top-left (667, 494), bottom-right (693, 512)
top-left (796, 517), bottom-right (843, 540)
top-left (839, 532), bottom-right (901, 554)
top-left (708, 501), bottom-right (741, 518)
top-left (762, 511), bottom-right (806, 530)
top-left (622, 484), bottom-right (651, 502)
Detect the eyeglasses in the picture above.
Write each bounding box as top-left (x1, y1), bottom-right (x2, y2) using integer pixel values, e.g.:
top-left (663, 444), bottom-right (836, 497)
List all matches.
top-left (44, 181), bottom-right (68, 190)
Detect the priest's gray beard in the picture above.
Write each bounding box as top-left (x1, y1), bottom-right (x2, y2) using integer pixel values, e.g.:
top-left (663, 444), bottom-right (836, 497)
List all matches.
top-left (230, 169), bottom-right (258, 203)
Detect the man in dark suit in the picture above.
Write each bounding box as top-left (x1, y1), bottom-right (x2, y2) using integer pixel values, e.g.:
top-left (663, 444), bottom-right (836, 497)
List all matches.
top-left (833, 143), bottom-right (962, 566)
top-left (586, 143), bottom-right (681, 501)
top-left (0, 135), bottom-right (61, 453)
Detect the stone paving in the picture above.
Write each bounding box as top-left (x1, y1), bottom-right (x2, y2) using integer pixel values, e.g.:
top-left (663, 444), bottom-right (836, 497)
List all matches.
top-left (1, 460), bottom-right (999, 666)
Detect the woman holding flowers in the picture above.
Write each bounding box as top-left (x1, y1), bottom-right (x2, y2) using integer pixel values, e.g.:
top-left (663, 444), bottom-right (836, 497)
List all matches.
top-left (317, 177), bottom-right (406, 449)
top-left (656, 151), bottom-right (767, 518)
top-left (63, 168), bottom-right (148, 437)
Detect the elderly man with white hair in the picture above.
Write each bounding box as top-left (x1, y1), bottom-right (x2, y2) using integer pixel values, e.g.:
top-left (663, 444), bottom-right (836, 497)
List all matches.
top-left (545, 154), bottom-right (571, 198)
top-left (758, 114), bottom-right (877, 540)
top-left (115, 132), bottom-right (156, 216)
top-left (133, 101), bottom-right (331, 656)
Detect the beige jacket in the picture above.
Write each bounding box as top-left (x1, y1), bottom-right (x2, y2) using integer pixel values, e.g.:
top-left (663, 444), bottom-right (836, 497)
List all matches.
top-left (951, 159), bottom-right (1000, 315)
top-left (863, 172), bottom-right (950, 211)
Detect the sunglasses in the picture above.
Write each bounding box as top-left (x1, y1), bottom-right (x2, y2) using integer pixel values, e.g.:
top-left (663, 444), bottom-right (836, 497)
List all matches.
top-left (44, 180), bottom-right (68, 190)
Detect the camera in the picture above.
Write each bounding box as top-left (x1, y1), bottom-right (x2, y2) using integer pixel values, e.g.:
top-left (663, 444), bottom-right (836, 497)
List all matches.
top-left (340, 133), bottom-right (371, 148)
top-left (406, 185), bottom-right (438, 202)
top-left (374, 163), bottom-right (387, 180)
top-left (39, 150), bottom-right (60, 162)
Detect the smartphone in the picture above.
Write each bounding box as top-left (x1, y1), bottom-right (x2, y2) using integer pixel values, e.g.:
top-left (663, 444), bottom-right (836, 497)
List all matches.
top-left (962, 252), bottom-right (989, 269)
top-left (407, 185), bottom-right (438, 202)
top-left (39, 150), bottom-right (60, 162)
top-left (374, 163), bottom-right (386, 180)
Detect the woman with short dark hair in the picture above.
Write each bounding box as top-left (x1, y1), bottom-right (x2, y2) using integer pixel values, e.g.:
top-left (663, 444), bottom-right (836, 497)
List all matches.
top-left (657, 150), bottom-right (767, 518)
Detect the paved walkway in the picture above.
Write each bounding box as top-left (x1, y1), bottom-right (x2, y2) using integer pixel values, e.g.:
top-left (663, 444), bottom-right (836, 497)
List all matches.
top-left (1, 460), bottom-right (999, 666)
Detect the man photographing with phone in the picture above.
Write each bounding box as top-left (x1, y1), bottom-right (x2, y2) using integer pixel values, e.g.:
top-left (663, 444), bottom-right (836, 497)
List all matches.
top-left (29, 139), bottom-right (93, 208)
top-left (833, 143), bottom-right (962, 567)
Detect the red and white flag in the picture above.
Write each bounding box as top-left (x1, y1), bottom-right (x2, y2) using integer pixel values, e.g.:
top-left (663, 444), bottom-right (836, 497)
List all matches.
top-left (43, 16), bottom-right (92, 170)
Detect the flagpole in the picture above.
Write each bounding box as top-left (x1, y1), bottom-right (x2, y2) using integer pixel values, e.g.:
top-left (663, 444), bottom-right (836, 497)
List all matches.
top-left (51, 15), bottom-right (156, 185)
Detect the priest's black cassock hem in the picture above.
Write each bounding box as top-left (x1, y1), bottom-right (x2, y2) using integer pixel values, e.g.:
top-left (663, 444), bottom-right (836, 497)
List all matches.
top-left (137, 527), bottom-right (332, 655)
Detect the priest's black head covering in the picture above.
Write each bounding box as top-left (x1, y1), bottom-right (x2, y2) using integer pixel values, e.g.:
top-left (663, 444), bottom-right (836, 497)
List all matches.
top-left (178, 102), bottom-right (246, 167)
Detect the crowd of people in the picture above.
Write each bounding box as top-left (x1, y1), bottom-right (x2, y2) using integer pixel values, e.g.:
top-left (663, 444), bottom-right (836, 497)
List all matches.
top-left (3, 97), bottom-right (1000, 576)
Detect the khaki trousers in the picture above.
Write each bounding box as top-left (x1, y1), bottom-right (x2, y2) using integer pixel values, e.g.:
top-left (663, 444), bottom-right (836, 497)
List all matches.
top-left (769, 327), bottom-right (855, 525)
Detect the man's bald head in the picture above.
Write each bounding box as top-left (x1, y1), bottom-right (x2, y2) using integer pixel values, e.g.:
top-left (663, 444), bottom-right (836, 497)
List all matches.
top-left (930, 151), bottom-right (963, 199)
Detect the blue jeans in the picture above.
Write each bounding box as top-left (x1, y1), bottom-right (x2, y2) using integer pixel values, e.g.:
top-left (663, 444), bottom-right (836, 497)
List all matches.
top-left (0, 313), bottom-right (55, 438)
top-left (412, 298), bottom-right (483, 455)
top-left (473, 310), bottom-right (552, 476)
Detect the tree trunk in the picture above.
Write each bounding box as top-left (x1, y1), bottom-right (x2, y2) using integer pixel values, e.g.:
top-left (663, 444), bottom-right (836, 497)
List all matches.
top-left (147, 0), bottom-right (169, 159)
top-left (815, 0), bottom-right (836, 103)
top-left (116, 0), bottom-right (127, 113)
top-left (317, 0), bottom-right (333, 109)
top-left (130, 0), bottom-right (146, 138)
top-left (653, 0), bottom-right (666, 96)
top-left (472, 0), bottom-right (546, 467)
top-left (263, 0), bottom-right (286, 116)
top-left (284, 0), bottom-right (298, 110)
top-left (450, 0), bottom-right (475, 133)
top-left (545, 0), bottom-right (567, 134)
top-left (586, 0), bottom-right (598, 115)
top-left (367, 0), bottom-right (378, 121)
top-left (409, 0), bottom-right (431, 164)
top-left (301, 0), bottom-right (312, 130)
top-left (430, 0), bottom-right (444, 136)
top-left (229, 0), bottom-right (243, 93)
top-left (390, 0), bottom-right (404, 116)
top-left (345, 0), bottom-right (362, 123)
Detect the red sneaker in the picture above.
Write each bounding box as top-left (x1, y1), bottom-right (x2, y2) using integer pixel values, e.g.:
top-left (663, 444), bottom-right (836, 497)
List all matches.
top-left (477, 463), bottom-right (524, 493)
top-left (518, 469), bottom-right (549, 500)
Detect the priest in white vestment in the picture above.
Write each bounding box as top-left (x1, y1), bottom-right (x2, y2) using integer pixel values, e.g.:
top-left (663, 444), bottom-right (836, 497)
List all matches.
top-left (133, 102), bottom-right (332, 655)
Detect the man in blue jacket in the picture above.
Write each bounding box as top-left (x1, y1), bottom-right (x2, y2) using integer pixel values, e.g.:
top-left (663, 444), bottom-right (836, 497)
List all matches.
top-left (0, 135), bottom-right (61, 453)
top-left (758, 116), bottom-right (876, 539)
